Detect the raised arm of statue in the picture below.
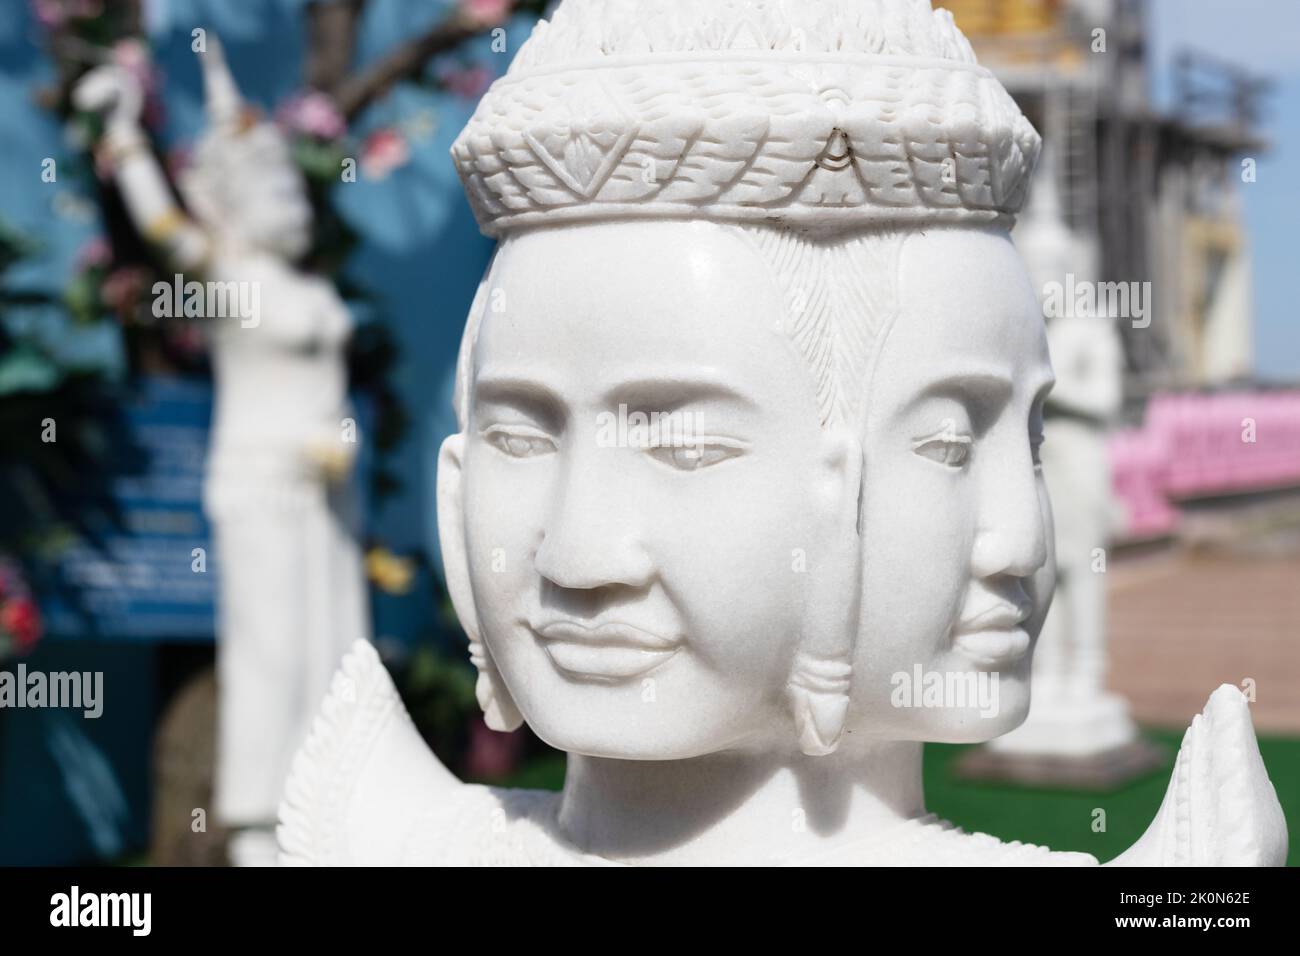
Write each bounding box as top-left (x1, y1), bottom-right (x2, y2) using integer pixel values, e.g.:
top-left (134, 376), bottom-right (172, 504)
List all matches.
top-left (73, 64), bottom-right (211, 274)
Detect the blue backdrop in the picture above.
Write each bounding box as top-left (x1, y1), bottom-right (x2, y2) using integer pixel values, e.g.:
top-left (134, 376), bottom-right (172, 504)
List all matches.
top-left (0, 0), bottom-right (531, 863)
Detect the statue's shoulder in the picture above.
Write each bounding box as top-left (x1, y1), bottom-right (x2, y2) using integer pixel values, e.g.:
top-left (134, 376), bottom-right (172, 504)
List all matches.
top-left (1108, 684), bottom-right (1287, 866)
top-left (277, 641), bottom-right (590, 866)
top-left (277, 640), bottom-right (465, 866)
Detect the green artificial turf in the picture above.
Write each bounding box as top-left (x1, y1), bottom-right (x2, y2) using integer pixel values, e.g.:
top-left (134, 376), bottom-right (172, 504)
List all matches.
top-left (502, 729), bottom-right (1300, 866)
top-left (925, 729), bottom-right (1300, 866)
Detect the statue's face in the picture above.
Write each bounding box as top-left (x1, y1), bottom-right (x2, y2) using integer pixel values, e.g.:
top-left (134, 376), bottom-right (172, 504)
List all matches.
top-left (193, 128), bottom-right (313, 261)
top-left (455, 221), bottom-right (851, 759)
top-left (236, 149), bottom-right (312, 260)
top-left (446, 221), bottom-right (1054, 759)
top-left (851, 228), bottom-right (1056, 743)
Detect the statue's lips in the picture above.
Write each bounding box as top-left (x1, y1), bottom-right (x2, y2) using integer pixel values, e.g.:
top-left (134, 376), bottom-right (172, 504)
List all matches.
top-left (531, 620), bottom-right (681, 682)
top-left (953, 628), bottom-right (1030, 668)
top-left (952, 602), bottom-right (1032, 667)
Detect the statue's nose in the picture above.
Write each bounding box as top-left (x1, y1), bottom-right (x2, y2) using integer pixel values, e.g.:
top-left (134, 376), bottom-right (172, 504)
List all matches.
top-left (533, 460), bottom-right (655, 591)
top-left (971, 446), bottom-right (1049, 582)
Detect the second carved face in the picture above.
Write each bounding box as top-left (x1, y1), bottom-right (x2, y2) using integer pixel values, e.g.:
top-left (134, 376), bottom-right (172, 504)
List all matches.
top-left (440, 219), bottom-right (1056, 759)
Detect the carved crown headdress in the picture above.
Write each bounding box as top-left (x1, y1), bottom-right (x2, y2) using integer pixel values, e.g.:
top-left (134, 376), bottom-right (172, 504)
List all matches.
top-left (181, 35), bottom-right (303, 227)
top-left (451, 0), bottom-right (1041, 237)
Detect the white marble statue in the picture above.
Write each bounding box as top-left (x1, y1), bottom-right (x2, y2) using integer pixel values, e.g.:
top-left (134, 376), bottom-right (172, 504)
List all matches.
top-left (278, 0), bottom-right (1286, 866)
top-left (990, 159), bottom-right (1139, 759)
top-left (75, 39), bottom-right (370, 866)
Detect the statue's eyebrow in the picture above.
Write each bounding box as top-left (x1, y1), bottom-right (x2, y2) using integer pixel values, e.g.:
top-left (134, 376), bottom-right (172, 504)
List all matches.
top-left (473, 373), bottom-right (566, 425)
top-left (602, 376), bottom-right (759, 413)
top-left (911, 369), bottom-right (1015, 409)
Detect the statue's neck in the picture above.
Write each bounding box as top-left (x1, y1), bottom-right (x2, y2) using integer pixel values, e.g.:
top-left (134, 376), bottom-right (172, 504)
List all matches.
top-left (557, 742), bottom-right (926, 866)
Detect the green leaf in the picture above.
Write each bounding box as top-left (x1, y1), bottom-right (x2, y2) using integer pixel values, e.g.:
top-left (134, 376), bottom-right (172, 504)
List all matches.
top-left (63, 271), bottom-right (103, 324)
top-left (0, 346), bottom-right (62, 396)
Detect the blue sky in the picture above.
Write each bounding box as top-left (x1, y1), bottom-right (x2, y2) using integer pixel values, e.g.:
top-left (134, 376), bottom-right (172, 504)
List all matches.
top-left (1148, 0), bottom-right (1300, 381)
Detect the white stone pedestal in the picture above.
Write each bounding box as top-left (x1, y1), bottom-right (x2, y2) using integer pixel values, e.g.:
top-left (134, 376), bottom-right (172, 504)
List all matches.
top-left (961, 688), bottom-right (1163, 791)
top-left (992, 690), bottom-right (1139, 758)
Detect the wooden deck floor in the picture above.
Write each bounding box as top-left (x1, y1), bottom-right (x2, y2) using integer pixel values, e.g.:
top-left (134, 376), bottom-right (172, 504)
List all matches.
top-left (1107, 546), bottom-right (1300, 734)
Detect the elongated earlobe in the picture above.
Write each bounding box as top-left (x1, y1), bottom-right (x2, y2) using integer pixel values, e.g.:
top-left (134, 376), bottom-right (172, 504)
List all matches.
top-left (468, 641), bottom-right (523, 733)
top-left (789, 651), bottom-right (852, 756)
top-left (438, 432), bottom-right (523, 732)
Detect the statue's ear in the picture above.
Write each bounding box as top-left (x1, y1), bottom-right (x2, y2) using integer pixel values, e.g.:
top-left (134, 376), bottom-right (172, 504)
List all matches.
top-left (437, 432), bottom-right (523, 732)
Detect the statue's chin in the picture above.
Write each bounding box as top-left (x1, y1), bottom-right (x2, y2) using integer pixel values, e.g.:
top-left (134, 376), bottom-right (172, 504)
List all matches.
top-left (519, 700), bottom-right (772, 762)
top-left (527, 721), bottom-right (748, 762)
top-left (912, 680), bottom-right (1033, 745)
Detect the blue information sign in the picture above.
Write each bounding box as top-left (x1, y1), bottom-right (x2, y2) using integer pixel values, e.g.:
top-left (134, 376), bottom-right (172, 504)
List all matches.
top-left (40, 377), bottom-right (217, 642)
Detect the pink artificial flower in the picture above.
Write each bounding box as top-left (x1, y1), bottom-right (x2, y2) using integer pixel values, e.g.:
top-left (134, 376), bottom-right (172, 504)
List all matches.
top-left (439, 64), bottom-right (493, 100)
top-left (112, 38), bottom-right (149, 83)
top-left (166, 321), bottom-right (208, 360)
top-left (277, 90), bottom-right (347, 141)
top-left (30, 0), bottom-right (103, 28)
top-left (464, 717), bottom-right (524, 781)
top-left (0, 598), bottom-right (42, 654)
top-left (461, 0), bottom-right (512, 26)
top-left (75, 235), bottom-right (112, 271)
top-left (30, 0), bottom-right (67, 28)
top-left (101, 266), bottom-right (150, 318)
top-left (360, 127), bottom-right (410, 180)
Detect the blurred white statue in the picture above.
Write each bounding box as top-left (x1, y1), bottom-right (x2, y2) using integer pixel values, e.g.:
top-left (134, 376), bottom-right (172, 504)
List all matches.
top-left (75, 37), bottom-right (370, 866)
top-left (988, 160), bottom-right (1140, 763)
top-left (278, 0), bottom-right (1284, 866)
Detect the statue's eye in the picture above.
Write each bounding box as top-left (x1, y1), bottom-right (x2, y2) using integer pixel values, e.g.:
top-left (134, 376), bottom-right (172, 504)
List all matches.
top-left (912, 431), bottom-right (972, 469)
top-left (648, 442), bottom-right (743, 472)
top-left (483, 425), bottom-right (556, 459)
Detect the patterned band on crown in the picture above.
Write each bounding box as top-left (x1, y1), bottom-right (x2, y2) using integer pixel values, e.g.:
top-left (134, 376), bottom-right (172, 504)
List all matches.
top-left (451, 1), bottom-right (1041, 237)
